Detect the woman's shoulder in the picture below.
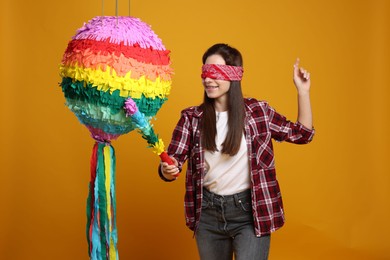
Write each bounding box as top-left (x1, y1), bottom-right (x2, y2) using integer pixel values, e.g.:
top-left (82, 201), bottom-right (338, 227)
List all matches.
top-left (180, 105), bottom-right (203, 118)
top-left (244, 97), bottom-right (269, 111)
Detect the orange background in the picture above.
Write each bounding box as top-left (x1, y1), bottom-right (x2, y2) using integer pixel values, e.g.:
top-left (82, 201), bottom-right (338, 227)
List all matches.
top-left (1, 0), bottom-right (389, 259)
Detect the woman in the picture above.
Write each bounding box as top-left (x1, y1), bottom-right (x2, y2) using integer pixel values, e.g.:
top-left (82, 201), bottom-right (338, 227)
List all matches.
top-left (159, 43), bottom-right (314, 260)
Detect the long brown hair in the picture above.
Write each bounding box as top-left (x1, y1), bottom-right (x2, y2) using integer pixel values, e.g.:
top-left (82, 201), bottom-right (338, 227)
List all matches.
top-left (200, 43), bottom-right (245, 156)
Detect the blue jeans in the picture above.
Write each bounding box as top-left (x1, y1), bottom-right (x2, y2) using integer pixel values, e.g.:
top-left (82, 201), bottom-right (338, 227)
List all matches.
top-left (195, 189), bottom-right (271, 260)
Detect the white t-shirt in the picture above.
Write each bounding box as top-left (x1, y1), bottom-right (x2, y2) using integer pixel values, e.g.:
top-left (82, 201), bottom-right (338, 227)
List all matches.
top-left (203, 111), bottom-right (250, 195)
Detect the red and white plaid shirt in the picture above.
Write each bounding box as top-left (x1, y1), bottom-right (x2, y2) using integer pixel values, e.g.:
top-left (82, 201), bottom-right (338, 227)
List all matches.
top-left (159, 98), bottom-right (315, 236)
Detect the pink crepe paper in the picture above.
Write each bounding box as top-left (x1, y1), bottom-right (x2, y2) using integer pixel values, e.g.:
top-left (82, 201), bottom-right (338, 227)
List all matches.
top-left (124, 98), bottom-right (138, 116)
top-left (73, 16), bottom-right (166, 51)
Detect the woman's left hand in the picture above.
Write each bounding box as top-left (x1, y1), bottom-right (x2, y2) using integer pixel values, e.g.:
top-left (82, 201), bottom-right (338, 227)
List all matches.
top-left (293, 58), bottom-right (311, 94)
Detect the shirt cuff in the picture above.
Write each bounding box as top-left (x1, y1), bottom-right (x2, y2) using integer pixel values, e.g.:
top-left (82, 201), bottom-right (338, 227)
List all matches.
top-left (297, 121), bottom-right (315, 142)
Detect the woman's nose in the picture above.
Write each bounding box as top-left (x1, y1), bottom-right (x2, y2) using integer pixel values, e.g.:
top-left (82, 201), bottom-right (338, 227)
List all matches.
top-left (204, 77), bottom-right (213, 83)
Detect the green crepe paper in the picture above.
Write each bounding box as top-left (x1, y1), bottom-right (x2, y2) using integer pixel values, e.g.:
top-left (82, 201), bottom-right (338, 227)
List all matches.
top-left (66, 99), bottom-right (136, 135)
top-left (60, 77), bottom-right (167, 116)
top-left (97, 143), bottom-right (107, 259)
top-left (86, 178), bottom-right (92, 254)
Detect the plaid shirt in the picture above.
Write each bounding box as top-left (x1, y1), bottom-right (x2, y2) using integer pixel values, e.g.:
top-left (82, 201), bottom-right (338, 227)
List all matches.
top-left (159, 98), bottom-right (315, 237)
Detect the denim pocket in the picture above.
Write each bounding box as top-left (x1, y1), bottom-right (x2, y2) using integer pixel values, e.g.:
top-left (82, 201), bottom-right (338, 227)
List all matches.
top-left (201, 198), bottom-right (212, 210)
top-left (237, 198), bottom-right (251, 212)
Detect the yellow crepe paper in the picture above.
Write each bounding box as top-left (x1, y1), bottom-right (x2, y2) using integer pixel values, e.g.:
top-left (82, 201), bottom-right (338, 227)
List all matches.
top-left (152, 138), bottom-right (165, 155)
top-left (103, 146), bottom-right (116, 260)
top-left (60, 65), bottom-right (171, 99)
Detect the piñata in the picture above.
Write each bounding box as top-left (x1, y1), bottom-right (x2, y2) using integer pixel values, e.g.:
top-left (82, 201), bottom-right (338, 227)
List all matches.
top-left (59, 16), bottom-right (174, 260)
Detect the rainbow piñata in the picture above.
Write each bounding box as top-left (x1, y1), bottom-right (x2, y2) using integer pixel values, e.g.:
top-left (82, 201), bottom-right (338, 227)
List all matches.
top-left (59, 16), bottom-right (173, 260)
top-left (60, 16), bottom-right (173, 143)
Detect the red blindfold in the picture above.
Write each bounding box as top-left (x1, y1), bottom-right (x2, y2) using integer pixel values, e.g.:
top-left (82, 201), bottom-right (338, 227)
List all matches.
top-left (201, 64), bottom-right (243, 81)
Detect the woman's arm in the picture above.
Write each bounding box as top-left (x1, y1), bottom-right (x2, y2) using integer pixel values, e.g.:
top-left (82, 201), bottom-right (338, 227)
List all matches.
top-left (293, 58), bottom-right (313, 129)
top-left (158, 110), bottom-right (192, 181)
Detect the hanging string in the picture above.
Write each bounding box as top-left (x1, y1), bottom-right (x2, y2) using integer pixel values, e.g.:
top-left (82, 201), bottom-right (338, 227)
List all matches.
top-left (101, 0), bottom-right (129, 19)
top-left (116, 0), bottom-right (118, 25)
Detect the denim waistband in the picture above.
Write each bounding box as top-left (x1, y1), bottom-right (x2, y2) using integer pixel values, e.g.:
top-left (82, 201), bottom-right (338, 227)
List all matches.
top-left (203, 188), bottom-right (251, 204)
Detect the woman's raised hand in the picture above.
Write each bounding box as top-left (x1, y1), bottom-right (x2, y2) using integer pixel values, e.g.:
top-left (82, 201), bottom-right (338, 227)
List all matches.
top-left (293, 58), bottom-right (311, 94)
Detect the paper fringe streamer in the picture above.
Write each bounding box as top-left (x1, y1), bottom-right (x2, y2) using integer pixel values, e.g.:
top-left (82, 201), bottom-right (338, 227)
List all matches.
top-left (123, 98), bottom-right (174, 166)
top-left (87, 143), bottom-right (118, 260)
